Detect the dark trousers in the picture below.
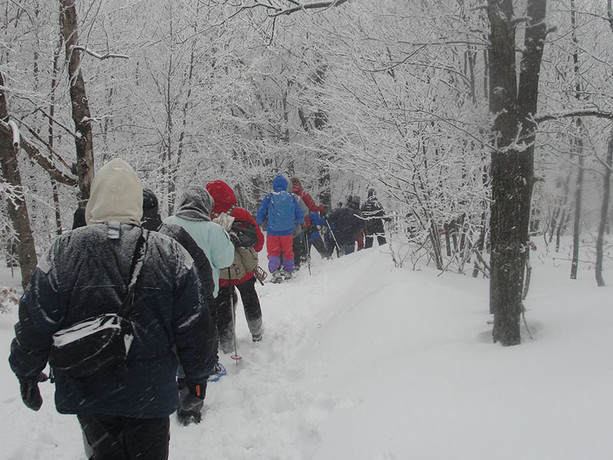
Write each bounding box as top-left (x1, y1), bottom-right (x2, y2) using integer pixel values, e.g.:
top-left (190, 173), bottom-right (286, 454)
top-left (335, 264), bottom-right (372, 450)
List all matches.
top-left (78, 414), bottom-right (170, 460)
top-left (216, 277), bottom-right (262, 346)
top-left (293, 232), bottom-right (309, 269)
top-left (311, 235), bottom-right (333, 259)
top-left (365, 234), bottom-right (386, 248)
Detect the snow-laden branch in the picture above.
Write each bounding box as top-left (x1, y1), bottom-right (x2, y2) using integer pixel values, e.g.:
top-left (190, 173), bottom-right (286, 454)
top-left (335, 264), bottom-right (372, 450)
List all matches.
top-left (271, 0), bottom-right (350, 17)
top-left (534, 109), bottom-right (613, 124)
top-left (72, 46), bottom-right (129, 60)
top-left (0, 120), bottom-right (78, 187)
top-left (7, 120), bottom-right (19, 148)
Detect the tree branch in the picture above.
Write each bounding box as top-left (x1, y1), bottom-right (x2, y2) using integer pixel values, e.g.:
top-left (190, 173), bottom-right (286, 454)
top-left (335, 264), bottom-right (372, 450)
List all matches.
top-left (0, 120), bottom-right (78, 187)
top-left (72, 45), bottom-right (129, 60)
top-left (271, 0), bottom-right (350, 17)
top-left (534, 109), bottom-right (613, 124)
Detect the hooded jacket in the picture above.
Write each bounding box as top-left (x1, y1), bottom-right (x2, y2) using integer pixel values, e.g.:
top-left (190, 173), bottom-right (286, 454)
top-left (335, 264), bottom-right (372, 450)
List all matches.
top-left (290, 178), bottom-right (324, 213)
top-left (165, 185), bottom-right (235, 296)
top-left (206, 180), bottom-right (265, 286)
top-left (9, 158), bottom-right (216, 418)
top-left (256, 174), bottom-right (304, 236)
top-left (360, 191), bottom-right (388, 235)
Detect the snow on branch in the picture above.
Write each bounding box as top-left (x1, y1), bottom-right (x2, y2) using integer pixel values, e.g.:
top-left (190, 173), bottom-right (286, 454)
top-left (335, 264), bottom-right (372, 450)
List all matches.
top-left (534, 109), bottom-right (613, 124)
top-left (0, 120), bottom-right (78, 187)
top-left (7, 120), bottom-right (19, 148)
top-left (72, 46), bottom-right (129, 60)
top-left (271, 0), bottom-right (350, 17)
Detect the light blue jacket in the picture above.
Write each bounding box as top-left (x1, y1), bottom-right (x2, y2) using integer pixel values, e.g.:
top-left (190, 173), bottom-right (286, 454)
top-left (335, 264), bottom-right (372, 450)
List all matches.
top-left (165, 185), bottom-right (235, 296)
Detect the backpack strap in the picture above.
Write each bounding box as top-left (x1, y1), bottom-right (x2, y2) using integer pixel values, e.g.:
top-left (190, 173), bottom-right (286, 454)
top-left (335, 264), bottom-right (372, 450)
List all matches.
top-left (118, 229), bottom-right (148, 318)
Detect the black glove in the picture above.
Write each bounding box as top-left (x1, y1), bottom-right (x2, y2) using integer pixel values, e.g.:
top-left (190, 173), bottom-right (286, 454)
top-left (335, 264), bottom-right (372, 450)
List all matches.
top-left (19, 372), bottom-right (47, 411)
top-left (180, 381), bottom-right (207, 411)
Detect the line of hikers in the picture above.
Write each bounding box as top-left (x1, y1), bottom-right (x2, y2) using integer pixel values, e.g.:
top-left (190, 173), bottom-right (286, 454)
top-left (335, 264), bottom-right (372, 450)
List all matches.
top-left (8, 159), bottom-right (390, 459)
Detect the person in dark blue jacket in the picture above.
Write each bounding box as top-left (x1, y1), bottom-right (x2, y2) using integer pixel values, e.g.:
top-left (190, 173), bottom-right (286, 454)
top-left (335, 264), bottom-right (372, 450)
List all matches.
top-left (326, 197), bottom-right (365, 256)
top-left (257, 173), bottom-right (304, 280)
top-left (9, 158), bottom-right (217, 459)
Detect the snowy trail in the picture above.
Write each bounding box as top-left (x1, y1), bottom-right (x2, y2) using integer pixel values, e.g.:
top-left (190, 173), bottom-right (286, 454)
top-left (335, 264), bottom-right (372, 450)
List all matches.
top-left (2, 245), bottom-right (613, 460)
top-left (171, 251), bottom-right (379, 460)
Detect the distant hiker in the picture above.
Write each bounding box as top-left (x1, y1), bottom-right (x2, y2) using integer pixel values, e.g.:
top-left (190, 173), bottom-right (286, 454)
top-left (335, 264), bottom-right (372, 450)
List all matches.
top-left (292, 194), bottom-right (310, 271)
top-left (142, 188), bottom-right (216, 309)
top-left (347, 195), bottom-right (365, 251)
top-left (326, 196), bottom-right (364, 256)
top-left (257, 173), bottom-right (304, 282)
top-left (206, 180), bottom-right (265, 350)
top-left (308, 210), bottom-right (334, 259)
top-left (290, 177), bottom-right (324, 214)
top-left (290, 177), bottom-right (325, 270)
top-left (361, 188), bottom-right (390, 248)
top-left (142, 187), bottom-right (220, 425)
top-left (164, 184), bottom-right (235, 299)
top-left (9, 158), bottom-right (217, 459)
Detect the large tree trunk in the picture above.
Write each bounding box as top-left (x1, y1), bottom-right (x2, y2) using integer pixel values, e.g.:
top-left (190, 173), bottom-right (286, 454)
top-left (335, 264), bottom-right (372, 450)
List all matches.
top-left (488, 0), bottom-right (547, 346)
top-left (59, 0), bottom-right (95, 204)
top-left (595, 131), bottom-right (613, 287)
top-left (0, 74), bottom-right (38, 290)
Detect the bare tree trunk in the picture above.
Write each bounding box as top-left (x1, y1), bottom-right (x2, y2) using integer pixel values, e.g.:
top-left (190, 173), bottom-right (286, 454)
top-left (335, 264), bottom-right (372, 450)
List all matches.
top-left (570, 130), bottom-right (584, 279)
top-left (0, 74), bottom-right (37, 290)
top-left (595, 131), bottom-right (613, 287)
top-left (50, 37), bottom-right (62, 235)
top-left (488, 0), bottom-right (547, 346)
top-left (59, 0), bottom-right (95, 204)
top-left (570, 1), bottom-right (584, 280)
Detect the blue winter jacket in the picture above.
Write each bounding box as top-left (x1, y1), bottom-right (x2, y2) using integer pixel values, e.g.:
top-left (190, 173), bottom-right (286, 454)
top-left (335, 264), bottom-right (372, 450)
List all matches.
top-left (257, 174), bottom-right (305, 236)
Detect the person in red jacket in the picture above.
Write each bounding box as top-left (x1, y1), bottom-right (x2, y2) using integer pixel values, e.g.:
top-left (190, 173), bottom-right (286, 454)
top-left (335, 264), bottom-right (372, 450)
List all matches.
top-left (205, 180), bottom-right (265, 350)
top-left (290, 177), bottom-right (324, 269)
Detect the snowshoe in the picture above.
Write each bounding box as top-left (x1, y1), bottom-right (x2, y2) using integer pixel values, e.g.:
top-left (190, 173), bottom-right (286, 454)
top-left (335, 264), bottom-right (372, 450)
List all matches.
top-left (207, 363), bottom-right (227, 383)
top-left (271, 269), bottom-right (284, 284)
top-left (177, 409), bottom-right (202, 426)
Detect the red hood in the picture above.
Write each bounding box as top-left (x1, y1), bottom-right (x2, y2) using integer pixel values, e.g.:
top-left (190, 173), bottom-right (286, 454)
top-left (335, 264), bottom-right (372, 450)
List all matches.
top-left (205, 180), bottom-right (236, 214)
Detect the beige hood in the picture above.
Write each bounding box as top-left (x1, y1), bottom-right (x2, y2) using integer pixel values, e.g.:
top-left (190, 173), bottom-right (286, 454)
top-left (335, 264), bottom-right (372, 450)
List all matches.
top-left (85, 158), bottom-right (143, 226)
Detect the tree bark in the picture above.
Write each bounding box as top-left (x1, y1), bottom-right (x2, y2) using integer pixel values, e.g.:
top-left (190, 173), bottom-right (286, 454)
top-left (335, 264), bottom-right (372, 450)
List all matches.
top-left (59, 0), bottom-right (95, 204)
top-left (570, 1), bottom-right (584, 280)
top-left (488, 0), bottom-right (547, 346)
top-left (595, 132), bottom-right (613, 287)
top-left (0, 74), bottom-right (38, 290)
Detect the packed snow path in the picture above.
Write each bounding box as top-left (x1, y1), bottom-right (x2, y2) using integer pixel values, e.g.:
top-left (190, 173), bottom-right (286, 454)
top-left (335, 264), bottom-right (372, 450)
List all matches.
top-left (1, 247), bottom-right (613, 459)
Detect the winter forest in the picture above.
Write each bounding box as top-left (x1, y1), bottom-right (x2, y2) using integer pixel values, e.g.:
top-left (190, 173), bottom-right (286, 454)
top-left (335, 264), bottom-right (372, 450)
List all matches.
top-left (1, 0), bottom-right (613, 346)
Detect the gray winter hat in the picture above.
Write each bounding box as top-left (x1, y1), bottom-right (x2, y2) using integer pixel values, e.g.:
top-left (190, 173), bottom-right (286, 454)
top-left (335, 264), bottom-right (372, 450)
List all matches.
top-left (174, 185), bottom-right (213, 221)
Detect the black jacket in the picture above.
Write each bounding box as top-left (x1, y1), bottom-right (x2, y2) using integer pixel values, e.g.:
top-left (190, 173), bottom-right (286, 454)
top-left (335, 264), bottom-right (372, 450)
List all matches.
top-left (361, 197), bottom-right (387, 235)
top-left (9, 223), bottom-right (217, 418)
top-left (142, 213), bottom-right (216, 307)
top-left (327, 207), bottom-right (364, 245)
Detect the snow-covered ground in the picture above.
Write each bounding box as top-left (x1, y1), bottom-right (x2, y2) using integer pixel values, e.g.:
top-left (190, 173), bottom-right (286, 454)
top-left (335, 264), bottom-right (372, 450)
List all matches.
top-left (1, 242), bottom-right (612, 459)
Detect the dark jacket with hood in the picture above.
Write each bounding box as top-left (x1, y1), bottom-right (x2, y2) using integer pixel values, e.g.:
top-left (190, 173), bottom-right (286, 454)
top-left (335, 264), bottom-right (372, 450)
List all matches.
top-left (205, 180), bottom-right (265, 286)
top-left (9, 158), bottom-right (217, 418)
top-left (142, 211), bottom-right (216, 308)
top-left (256, 174), bottom-right (304, 236)
top-left (327, 200), bottom-right (364, 246)
top-left (360, 190), bottom-right (388, 235)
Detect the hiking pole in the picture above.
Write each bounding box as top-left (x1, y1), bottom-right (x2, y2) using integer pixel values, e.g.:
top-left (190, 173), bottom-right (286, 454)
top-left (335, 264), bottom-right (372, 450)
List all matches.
top-left (324, 217), bottom-right (341, 257)
top-left (227, 268), bottom-right (242, 363)
top-left (303, 229), bottom-right (312, 275)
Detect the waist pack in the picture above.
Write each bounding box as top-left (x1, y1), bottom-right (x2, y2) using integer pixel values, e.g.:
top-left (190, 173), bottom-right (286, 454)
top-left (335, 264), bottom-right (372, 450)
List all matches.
top-left (49, 313), bottom-right (134, 378)
top-left (48, 228), bottom-right (147, 378)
